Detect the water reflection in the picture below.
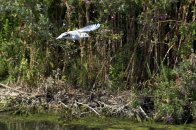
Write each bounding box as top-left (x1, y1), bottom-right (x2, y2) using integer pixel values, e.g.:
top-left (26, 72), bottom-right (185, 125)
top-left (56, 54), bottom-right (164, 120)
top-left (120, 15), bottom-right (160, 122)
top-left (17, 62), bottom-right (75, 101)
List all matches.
top-left (0, 122), bottom-right (8, 130)
top-left (0, 118), bottom-right (196, 130)
top-left (0, 121), bottom-right (101, 130)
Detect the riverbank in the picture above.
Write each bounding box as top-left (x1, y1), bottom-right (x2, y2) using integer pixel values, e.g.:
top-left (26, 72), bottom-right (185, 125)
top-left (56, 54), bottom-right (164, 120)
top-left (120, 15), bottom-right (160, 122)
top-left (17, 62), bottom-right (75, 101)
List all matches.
top-left (0, 76), bottom-right (196, 124)
top-left (0, 81), bottom-right (146, 119)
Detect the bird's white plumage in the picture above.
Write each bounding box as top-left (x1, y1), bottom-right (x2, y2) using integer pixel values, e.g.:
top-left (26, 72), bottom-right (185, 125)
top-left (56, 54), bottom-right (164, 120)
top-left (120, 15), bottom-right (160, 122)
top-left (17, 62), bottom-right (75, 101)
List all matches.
top-left (56, 23), bottom-right (101, 40)
top-left (77, 24), bottom-right (101, 32)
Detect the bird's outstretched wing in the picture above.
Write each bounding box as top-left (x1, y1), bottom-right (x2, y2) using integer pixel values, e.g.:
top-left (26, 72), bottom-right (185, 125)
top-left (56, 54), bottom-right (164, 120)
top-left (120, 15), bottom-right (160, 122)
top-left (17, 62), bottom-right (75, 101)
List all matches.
top-left (77, 24), bottom-right (101, 32)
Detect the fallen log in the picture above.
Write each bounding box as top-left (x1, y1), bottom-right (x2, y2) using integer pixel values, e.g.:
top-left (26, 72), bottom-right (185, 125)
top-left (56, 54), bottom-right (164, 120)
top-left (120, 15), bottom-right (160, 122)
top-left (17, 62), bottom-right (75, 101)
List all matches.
top-left (0, 83), bottom-right (31, 95)
top-left (76, 101), bottom-right (101, 117)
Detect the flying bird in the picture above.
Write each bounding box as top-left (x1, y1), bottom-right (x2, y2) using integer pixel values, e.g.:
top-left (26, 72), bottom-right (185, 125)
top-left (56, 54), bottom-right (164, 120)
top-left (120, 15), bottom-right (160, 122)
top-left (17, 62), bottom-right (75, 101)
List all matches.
top-left (56, 23), bottom-right (101, 40)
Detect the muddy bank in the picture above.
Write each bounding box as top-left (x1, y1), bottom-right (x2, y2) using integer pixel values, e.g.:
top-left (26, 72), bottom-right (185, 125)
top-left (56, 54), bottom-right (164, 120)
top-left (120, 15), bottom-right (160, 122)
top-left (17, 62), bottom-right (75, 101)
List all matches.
top-left (0, 81), bottom-right (150, 121)
top-left (0, 80), bottom-right (195, 124)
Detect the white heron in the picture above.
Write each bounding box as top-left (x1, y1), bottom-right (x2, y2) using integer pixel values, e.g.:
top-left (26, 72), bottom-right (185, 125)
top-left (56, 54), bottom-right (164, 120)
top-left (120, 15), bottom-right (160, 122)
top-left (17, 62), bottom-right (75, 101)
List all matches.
top-left (56, 23), bottom-right (101, 41)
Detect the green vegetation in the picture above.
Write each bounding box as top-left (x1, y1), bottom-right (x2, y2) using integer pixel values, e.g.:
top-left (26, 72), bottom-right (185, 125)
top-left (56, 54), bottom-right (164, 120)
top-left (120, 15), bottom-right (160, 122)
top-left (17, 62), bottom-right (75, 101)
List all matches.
top-left (0, 0), bottom-right (196, 124)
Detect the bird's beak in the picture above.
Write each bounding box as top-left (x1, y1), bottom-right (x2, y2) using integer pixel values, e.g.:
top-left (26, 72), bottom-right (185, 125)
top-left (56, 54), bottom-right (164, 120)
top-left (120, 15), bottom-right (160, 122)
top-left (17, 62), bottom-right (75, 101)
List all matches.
top-left (56, 33), bottom-right (66, 40)
top-left (56, 36), bottom-right (61, 40)
top-left (56, 33), bottom-right (70, 40)
top-left (56, 35), bottom-right (62, 40)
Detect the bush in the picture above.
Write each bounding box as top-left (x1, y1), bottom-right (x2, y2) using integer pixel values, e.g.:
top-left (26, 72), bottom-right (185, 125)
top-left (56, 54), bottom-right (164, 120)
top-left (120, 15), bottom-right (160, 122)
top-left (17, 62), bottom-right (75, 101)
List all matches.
top-left (153, 60), bottom-right (196, 123)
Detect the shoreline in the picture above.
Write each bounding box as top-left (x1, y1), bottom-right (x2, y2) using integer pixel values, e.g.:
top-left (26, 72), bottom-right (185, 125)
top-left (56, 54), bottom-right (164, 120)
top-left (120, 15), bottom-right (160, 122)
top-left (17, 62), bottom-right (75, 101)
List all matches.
top-left (0, 82), bottom-right (195, 124)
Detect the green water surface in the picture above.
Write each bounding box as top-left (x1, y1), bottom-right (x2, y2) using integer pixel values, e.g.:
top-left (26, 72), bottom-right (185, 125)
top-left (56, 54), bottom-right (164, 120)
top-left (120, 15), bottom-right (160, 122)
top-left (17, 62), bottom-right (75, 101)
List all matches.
top-left (0, 114), bottom-right (196, 130)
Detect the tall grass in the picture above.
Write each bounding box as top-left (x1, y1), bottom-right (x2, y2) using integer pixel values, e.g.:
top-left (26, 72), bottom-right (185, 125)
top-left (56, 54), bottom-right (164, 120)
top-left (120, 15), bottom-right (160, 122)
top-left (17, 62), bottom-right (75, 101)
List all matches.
top-left (0, 0), bottom-right (195, 89)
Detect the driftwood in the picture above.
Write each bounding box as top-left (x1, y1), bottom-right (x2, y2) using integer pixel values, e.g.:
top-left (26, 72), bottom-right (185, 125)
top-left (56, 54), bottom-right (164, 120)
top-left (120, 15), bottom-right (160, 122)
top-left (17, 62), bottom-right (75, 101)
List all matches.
top-left (59, 101), bottom-right (69, 108)
top-left (0, 83), bottom-right (149, 120)
top-left (0, 83), bottom-right (31, 95)
top-left (139, 106), bottom-right (149, 119)
top-left (76, 101), bottom-right (100, 116)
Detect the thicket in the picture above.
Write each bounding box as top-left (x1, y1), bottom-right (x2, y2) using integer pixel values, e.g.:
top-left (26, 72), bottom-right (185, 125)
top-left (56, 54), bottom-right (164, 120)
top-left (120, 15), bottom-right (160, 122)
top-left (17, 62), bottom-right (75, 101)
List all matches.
top-left (0, 0), bottom-right (196, 123)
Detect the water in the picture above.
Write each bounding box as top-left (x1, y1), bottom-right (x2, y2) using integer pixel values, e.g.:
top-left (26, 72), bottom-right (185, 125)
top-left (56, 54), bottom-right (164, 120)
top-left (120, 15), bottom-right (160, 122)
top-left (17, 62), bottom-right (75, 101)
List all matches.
top-left (0, 121), bottom-right (100, 130)
top-left (0, 115), bottom-right (196, 130)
